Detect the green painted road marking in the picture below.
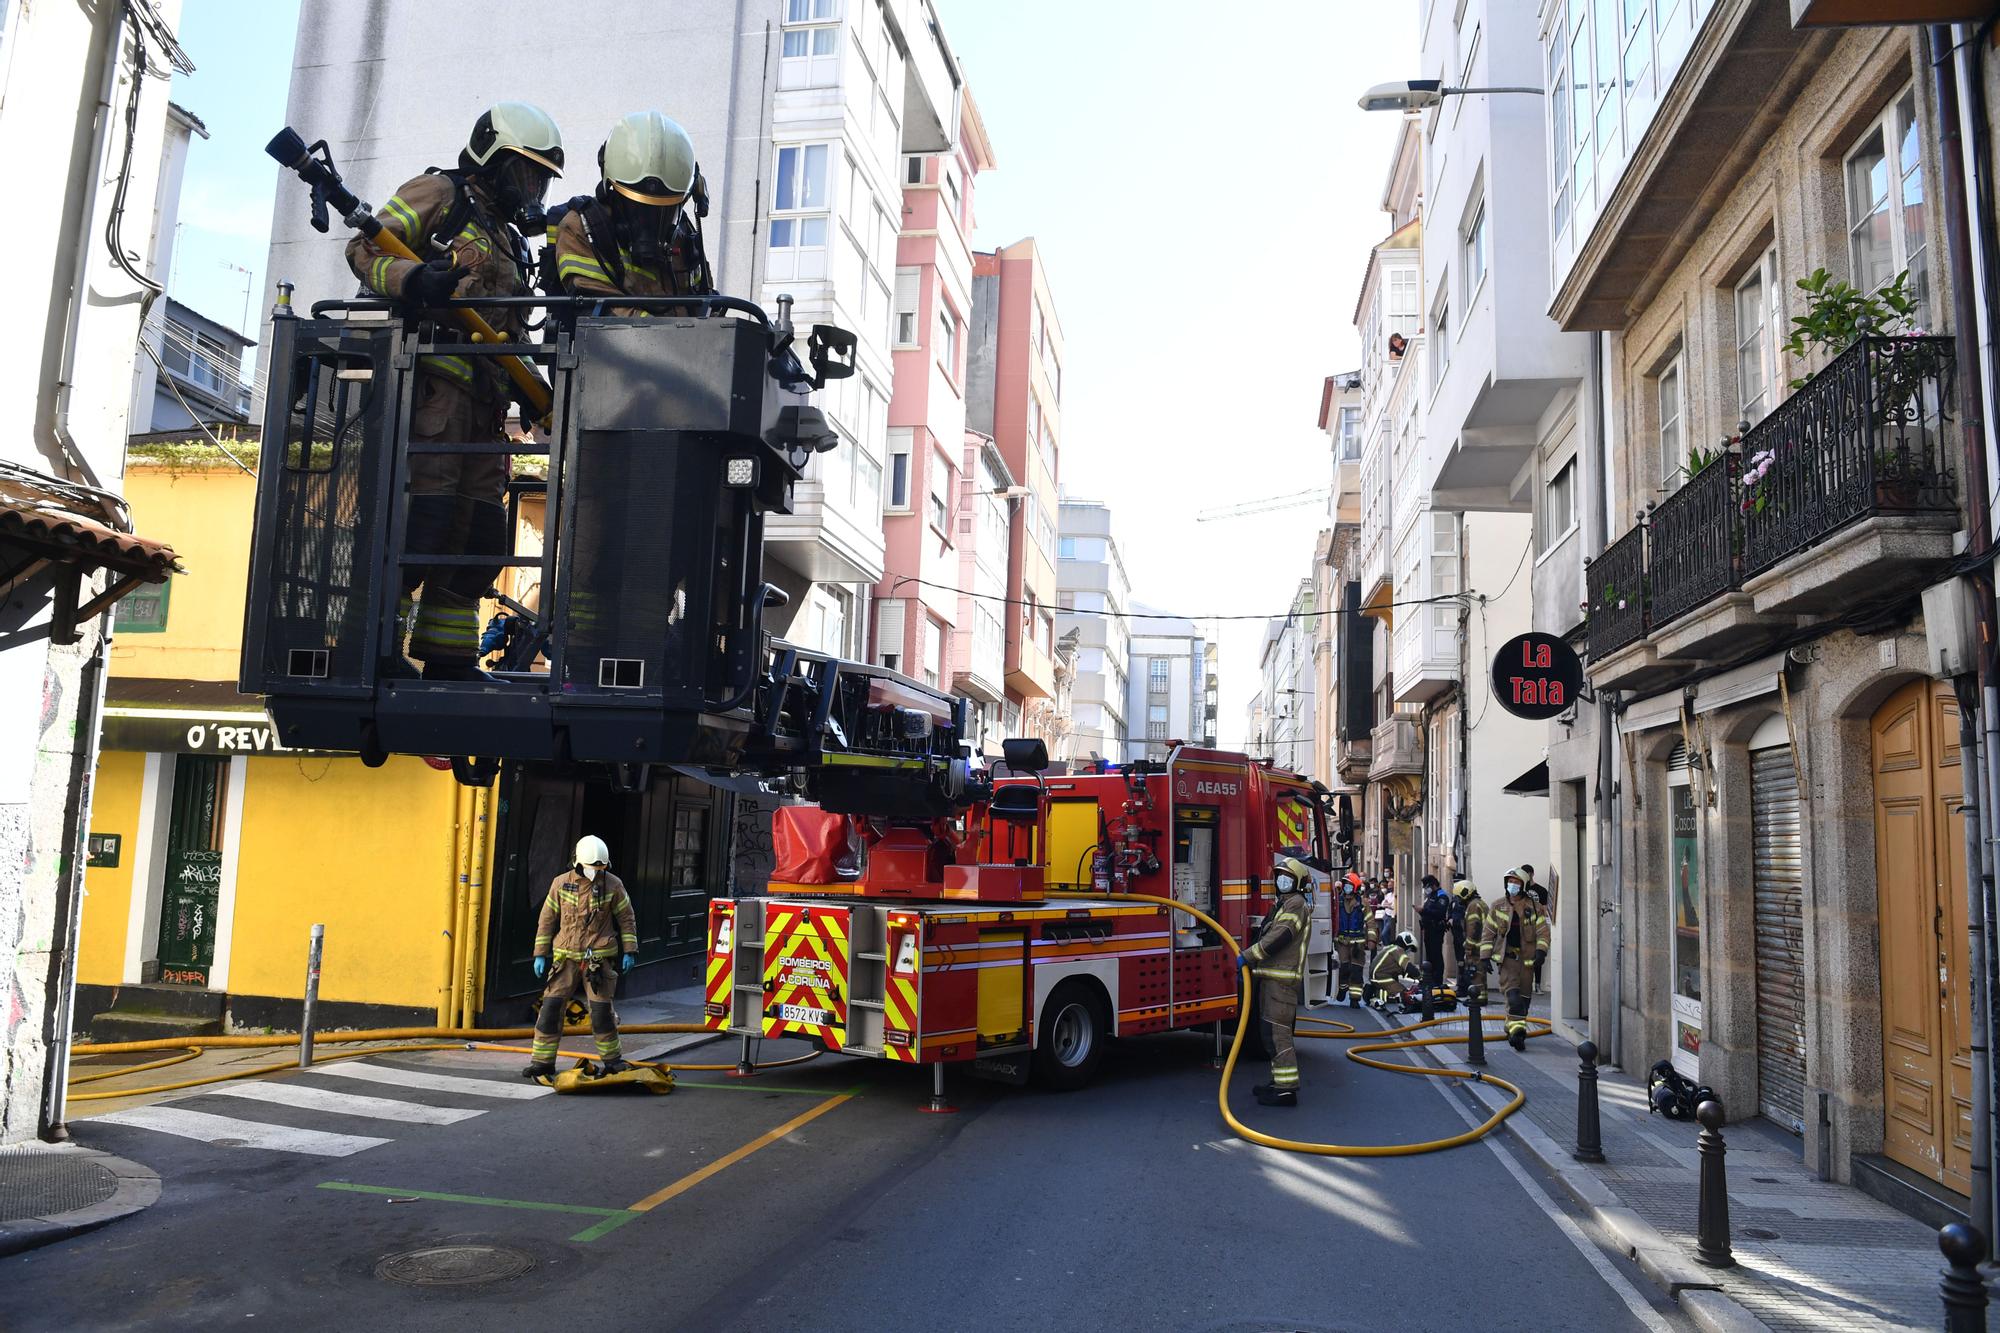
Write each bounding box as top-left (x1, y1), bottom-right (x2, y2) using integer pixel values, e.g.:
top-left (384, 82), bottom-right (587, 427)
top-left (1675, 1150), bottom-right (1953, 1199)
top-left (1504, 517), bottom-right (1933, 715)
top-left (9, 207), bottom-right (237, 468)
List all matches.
top-left (318, 1181), bottom-right (637, 1242)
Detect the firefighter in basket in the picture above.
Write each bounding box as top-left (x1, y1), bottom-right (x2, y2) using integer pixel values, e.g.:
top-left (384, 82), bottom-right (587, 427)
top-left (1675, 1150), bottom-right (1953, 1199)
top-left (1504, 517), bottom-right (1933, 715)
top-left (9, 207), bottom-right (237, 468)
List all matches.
top-left (1486, 867), bottom-right (1552, 1051)
top-left (1368, 930), bottom-right (1422, 1009)
top-left (1334, 872), bottom-right (1377, 1005)
top-left (525, 835), bottom-right (639, 1082)
top-left (345, 101), bottom-right (562, 681)
top-left (1239, 856), bottom-right (1314, 1108)
top-left (548, 109), bottom-right (715, 313)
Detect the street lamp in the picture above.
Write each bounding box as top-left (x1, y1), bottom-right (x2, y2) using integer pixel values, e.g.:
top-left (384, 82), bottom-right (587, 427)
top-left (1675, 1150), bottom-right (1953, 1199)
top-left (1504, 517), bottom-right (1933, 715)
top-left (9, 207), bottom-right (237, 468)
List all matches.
top-left (1356, 79), bottom-right (1544, 112)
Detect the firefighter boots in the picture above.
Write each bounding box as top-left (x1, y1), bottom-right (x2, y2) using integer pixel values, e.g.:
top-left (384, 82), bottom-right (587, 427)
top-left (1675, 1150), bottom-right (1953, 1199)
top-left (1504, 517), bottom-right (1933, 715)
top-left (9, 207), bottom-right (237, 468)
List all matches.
top-left (1253, 1084), bottom-right (1298, 1108)
top-left (522, 1059), bottom-right (555, 1081)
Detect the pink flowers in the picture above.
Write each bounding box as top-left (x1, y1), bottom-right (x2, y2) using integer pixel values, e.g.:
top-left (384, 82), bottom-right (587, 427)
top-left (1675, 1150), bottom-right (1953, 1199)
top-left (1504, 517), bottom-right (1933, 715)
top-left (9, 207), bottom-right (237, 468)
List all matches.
top-left (1740, 449), bottom-right (1775, 514)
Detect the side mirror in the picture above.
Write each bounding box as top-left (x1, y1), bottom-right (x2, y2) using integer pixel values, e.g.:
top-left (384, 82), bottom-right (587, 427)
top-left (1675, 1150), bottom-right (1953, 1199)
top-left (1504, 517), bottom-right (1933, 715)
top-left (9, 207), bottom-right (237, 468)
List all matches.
top-left (807, 324), bottom-right (856, 387)
top-left (1337, 794), bottom-right (1355, 845)
top-left (1001, 737), bottom-right (1049, 775)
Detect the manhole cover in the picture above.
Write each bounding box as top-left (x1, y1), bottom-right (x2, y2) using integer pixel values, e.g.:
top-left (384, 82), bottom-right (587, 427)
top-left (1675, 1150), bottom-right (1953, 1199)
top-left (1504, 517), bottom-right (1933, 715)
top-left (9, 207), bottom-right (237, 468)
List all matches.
top-left (374, 1244), bottom-right (535, 1287)
top-left (0, 1153), bottom-right (119, 1221)
top-left (1742, 1226), bottom-right (1781, 1240)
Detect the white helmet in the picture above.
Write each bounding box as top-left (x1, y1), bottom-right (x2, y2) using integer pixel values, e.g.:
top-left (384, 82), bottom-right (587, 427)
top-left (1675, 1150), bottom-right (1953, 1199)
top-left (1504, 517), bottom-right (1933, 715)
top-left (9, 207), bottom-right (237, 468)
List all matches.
top-left (601, 110), bottom-right (697, 205)
top-left (462, 101), bottom-right (564, 175)
top-left (1396, 931), bottom-right (1416, 950)
top-left (574, 834), bottom-right (610, 867)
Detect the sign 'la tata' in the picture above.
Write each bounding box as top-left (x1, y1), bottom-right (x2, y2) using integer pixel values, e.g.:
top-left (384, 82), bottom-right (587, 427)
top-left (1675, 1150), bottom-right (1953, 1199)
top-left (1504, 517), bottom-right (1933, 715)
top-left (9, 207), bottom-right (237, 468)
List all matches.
top-left (1491, 632), bottom-right (1584, 721)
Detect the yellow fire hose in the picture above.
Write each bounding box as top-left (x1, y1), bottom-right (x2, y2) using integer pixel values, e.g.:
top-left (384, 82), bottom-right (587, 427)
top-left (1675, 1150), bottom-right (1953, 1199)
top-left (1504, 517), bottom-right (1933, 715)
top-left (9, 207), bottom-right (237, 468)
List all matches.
top-left (466, 1042), bottom-right (823, 1074)
top-left (1047, 890), bottom-right (1548, 1157)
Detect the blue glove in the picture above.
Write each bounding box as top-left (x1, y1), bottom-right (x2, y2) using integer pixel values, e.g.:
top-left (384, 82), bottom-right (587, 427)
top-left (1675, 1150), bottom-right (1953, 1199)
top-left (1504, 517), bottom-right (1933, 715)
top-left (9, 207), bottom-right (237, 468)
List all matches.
top-left (621, 953), bottom-right (636, 974)
top-left (478, 613), bottom-right (510, 656)
top-left (533, 956), bottom-right (547, 980)
top-left (1237, 953), bottom-right (1253, 971)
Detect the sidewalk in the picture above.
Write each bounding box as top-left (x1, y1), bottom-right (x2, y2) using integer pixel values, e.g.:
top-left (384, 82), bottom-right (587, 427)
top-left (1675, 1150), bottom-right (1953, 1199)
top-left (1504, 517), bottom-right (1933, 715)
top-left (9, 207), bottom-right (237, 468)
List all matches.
top-left (1408, 996), bottom-right (1951, 1332)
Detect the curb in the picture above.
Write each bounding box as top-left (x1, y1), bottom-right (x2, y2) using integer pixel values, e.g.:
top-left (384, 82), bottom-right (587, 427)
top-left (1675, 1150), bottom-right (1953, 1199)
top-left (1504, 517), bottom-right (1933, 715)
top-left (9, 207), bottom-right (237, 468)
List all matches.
top-left (0, 1145), bottom-right (161, 1258)
top-left (1454, 1065), bottom-right (1775, 1333)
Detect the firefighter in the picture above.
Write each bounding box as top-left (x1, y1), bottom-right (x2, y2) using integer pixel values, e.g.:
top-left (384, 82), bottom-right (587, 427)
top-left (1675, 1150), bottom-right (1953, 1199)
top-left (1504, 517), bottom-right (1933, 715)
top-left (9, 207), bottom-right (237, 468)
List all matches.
top-left (524, 835), bottom-right (639, 1081)
top-left (346, 102), bottom-right (562, 680)
top-left (1239, 856), bottom-right (1313, 1107)
top-left (550, 110), bottom-right (714, 313)
top-left (1451, 878), bottom-right (1491, 1002)
top-left (1369, 930), bottom-right (1422, 1008)
top-left (1334, 871), bottom-right (1377, 1005)
top-left (1485, 867), bottom-right (1552, 1051)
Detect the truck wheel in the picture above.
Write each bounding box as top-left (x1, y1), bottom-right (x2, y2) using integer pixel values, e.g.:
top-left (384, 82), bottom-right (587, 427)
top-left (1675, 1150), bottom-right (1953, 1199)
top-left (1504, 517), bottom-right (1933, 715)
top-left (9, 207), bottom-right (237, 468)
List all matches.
top-left (1033, 981), bottom-right (1109, 1091)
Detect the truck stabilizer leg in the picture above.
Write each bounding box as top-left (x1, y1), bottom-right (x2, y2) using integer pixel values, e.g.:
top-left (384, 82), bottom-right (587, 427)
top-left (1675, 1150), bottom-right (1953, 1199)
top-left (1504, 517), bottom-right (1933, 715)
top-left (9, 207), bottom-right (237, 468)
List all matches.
top-left (920, 1061), bottom-right (957, 1115)
top-left (732, 1033), bottom-right (756, 1078)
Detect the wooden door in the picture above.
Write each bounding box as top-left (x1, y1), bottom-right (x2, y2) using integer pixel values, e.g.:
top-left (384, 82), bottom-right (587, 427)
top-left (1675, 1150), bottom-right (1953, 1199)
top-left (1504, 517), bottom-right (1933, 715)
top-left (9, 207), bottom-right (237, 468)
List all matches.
top-left (1872, 680), bottom-right (1972, 1192)
top-left (156, 754), bottom-right (227, 986)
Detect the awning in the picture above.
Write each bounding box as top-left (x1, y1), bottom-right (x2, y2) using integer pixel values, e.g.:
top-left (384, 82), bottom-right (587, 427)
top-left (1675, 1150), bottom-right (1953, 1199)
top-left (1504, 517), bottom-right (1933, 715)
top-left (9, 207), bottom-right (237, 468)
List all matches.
top-left (100, 678), bottom-right (293, 755)
top-left (2, 472), bottom-right (182, 645)
top-left (1502, 761), bottom-right (1550, 797)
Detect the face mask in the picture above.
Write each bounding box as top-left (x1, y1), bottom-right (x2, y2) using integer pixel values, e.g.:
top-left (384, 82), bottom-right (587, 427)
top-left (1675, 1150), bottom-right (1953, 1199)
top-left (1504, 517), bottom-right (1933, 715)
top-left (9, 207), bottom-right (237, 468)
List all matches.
top-left (582, 865), bottom-right (600, 881)
top-left (1276, 873), bottom-right (1296, 893)
top-left (1505, 884), bottom-right (1520, 898)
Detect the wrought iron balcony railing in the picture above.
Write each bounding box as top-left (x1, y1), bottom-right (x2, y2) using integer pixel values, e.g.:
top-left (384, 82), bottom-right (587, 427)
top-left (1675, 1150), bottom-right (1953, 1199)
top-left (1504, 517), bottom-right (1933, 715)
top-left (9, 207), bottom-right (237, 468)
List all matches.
top-left (1649, 452), bottom-right (1738, 630)
top-left (1586, 523), bottom-right (1647, 658)
top-left (1740, 335), bottom-right (1957, 578)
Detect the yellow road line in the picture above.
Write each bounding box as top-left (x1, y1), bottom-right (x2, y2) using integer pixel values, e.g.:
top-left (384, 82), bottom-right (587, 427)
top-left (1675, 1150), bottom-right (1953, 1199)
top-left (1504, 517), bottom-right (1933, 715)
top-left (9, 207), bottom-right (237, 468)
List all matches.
top-left (624, 1088), bottom-right (856, 1214)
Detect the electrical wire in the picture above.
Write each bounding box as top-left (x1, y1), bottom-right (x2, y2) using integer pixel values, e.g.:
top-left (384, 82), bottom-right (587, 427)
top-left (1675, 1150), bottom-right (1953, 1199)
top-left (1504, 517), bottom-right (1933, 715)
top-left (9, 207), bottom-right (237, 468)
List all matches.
top-left (137, 338), bottom-right (257, 476)
top-left (885, 573), bottom-right (1475, 623)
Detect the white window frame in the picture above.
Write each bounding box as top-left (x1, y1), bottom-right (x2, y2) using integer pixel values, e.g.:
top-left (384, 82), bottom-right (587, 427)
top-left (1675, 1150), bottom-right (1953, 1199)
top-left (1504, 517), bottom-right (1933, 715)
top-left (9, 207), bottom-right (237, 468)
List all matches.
top-left (905, 154), bottom-right (924, 186)
top-left (1656, 351), bottom-right (1685, 489)
top-left (928, 445), bottom-right (953, 533)
top-left (884, 427), bottom-right (914, 513)
top-left (1843, 86), bottom-right (1928, 323)
top-left (779, 0), bottom-right (842, 89)
top-left (936, 298), bottom-right (961, 381)
top-left (892, 268), bottom-right (920, 348)
top-left (767, 142), bottom-right (831, 282)
top-left (1538, 457), bottom-right (1577, 554)
top-left (1431, 291), bottom-right (1451, 391)
top-left (1734, 246), bottom-right (1782, 426)
top-left (1462, 196), bottom-right (1488, 304)
top-left (1388, 266), bottom-right (1420, 339)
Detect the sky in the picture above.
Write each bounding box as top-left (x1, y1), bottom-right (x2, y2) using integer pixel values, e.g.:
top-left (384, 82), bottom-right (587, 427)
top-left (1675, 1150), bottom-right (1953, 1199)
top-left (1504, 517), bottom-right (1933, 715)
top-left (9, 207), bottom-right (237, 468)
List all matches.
top-left (164, 0), bottom-right (1418, 736)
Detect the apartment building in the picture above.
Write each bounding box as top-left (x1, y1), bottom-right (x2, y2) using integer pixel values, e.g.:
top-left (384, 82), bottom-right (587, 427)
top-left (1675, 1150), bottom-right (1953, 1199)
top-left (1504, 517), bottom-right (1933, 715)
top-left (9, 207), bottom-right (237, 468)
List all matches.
top-left (263, 0), bottom-right (961, 662)
top-left (966, 237), bottom-right (1069, 758)
top-left (951, 430), bottom-right (1014, 760)
top-left (1056, 499), bottom-right (1131, 764)
top-left (1254, 582), bottom-right (1318, 778)
top-left (1129, 610), bottom-right (1212, 762)
top-left (1547, 0), bottom-right (1998, 1214)
top-left (874, 91), bottom-right (995, 689)
top-left (1317, 372), bottom-right (1364, 800)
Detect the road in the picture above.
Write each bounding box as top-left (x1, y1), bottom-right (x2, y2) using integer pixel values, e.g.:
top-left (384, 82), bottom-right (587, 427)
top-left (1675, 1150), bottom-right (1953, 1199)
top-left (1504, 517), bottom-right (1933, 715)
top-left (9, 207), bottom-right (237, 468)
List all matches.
top-left (1, 1010), bottom-right (1688, 1332)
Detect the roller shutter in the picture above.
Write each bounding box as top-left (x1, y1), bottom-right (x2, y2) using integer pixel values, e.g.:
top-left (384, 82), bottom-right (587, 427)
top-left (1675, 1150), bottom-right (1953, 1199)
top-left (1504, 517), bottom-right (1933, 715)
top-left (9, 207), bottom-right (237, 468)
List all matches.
top-left (1751, 744), bottom-right (1806, 1132)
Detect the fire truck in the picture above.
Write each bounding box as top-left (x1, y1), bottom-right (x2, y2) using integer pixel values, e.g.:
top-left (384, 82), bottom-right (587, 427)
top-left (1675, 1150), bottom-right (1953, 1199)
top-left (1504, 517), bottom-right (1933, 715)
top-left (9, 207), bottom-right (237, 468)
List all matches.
top-left (703, 741), bottom-right (1340, 1093)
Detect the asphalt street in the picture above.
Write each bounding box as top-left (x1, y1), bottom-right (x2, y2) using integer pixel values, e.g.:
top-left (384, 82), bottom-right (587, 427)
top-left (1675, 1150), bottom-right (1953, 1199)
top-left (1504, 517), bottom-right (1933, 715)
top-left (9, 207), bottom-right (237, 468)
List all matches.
top-left (1, 1010), bottom-right (1690, 1332)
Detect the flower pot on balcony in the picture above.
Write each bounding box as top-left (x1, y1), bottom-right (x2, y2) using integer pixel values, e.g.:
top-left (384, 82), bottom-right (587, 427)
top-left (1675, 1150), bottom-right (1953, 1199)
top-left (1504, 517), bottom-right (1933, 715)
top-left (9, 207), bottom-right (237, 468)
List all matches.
top-left (1874, 476), bottom-right (1921, 510)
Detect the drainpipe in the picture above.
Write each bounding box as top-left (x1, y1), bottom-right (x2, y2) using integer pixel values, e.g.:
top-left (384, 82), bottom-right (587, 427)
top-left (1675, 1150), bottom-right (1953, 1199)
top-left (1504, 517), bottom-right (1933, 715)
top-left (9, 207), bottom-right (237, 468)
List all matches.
top-left (1582, 329), bottom-right (1624, 1067)
top-left (1932, 22), bottom-right (2000, 1252)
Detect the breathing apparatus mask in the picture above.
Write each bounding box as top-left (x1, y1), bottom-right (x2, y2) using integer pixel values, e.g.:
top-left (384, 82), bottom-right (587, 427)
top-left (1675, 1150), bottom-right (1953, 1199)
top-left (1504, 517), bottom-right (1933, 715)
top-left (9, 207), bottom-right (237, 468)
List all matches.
top-left (487, 153), bottom-right (557, 230)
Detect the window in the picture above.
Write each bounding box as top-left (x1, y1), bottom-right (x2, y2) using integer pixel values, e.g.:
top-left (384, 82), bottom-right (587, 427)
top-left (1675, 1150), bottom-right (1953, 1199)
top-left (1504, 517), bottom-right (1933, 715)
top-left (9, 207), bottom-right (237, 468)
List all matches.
top-left (1149, 657), bottom-right (1170, 689)
top-left (1431, 294), bottom-right (1451, 388)
top-left (928, 452), bottom-right (951, 531)
top-left (922, 617), bottom-right (942, 688)
top-left (1058, 536), bottom-right (1077, 560)
top-left (779, 0), bottom-right (841, 88)
top-left (893, 268), bottom-right (919, 347)
top-left (1845, 89), bottom-right (1928, 323)
top-left (1026, 395), bottom-right (1041, 457)
top-left (1148, 704), bottom-right (1168, 726)
top-left (1388, 268), bottom-right (1420, 339)
top-left (1462, 198), bottom-right (1487, 300)
top-left (1657, 353), bottom-right (1684, 487)
top-left (1147, 721), bottom-right (1169, 742)
top-left (936, 301), bottom-right (961, 379)
top-left (943, 166), bottom-right (962, 222)
top-left (670, 806), bottom-right (710, 891)
top-left (1539, 458), bottom-right (1577, 553)
top-left (1337, 405), bottom-right (1363, 460)
top-left (885, 428), bottom-right (912, 511)
top-left (905, 155), bottom-right (924, 186)
top-left (768, 144), bottom-right (829, 281)
top-left (1734, 247), bottom-right (1782, 425)
top-left (1038, 416), bottom-right (1058, 479)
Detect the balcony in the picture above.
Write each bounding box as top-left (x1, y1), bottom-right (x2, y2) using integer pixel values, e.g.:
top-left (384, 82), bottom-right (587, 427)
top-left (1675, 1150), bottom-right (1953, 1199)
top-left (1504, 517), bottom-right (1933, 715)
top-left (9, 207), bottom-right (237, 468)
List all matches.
top-left (1587, 336), bottom-right (1958, 685)
top-left (1367, 716), bottom-right (1421, 781)
top-left (1336, 734), bottom-right (1372, 785)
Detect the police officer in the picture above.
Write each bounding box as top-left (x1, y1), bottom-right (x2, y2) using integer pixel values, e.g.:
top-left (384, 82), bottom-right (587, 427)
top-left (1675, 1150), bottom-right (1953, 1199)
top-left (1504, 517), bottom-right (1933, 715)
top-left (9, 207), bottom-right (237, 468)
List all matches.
top-left (346, 102), bottom-right (562, 679)
top-left (1417, 873), bottom-right (1452, 998)
top-left (524, 835), bottom-right (639, 1081)
top-left (1451, 878), bottom-right (1492, 1001)
top-left (1334, 871), bottom-right (1376, 1005)
top-left (1369, 930), bottom-right (1422, 1008)
top-left (1240, 856), bottom-right (1313, 1107)
top-left (1485, 867), bottom-right (1552, 1051)
top-left (550, 110), bottom-right (715, 313)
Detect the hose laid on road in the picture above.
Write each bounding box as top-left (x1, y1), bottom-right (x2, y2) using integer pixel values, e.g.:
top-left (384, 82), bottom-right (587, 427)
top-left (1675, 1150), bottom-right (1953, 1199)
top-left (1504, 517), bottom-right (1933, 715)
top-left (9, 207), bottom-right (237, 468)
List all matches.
top-left (1046, 889), bottom-right (1547, 1158)
top-left (69, 1021), bottom-right (710, 1056)
top-left (466, 1042), bottom-right (823, 1074)
top-left (67, 1042), bottom-right (466, 1101)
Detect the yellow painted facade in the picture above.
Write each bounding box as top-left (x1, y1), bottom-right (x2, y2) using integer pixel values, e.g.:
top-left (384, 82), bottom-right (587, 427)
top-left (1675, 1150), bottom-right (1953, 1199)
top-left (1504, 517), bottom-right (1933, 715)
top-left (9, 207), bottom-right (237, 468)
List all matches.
top-left (79, 457), bottom-right (491, 1021)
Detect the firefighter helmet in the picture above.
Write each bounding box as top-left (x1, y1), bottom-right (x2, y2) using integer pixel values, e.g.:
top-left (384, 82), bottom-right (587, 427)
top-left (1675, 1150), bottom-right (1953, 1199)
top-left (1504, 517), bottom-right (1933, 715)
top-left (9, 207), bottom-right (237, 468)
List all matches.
top-left (1273, 855), bottom-right (1313, 894)
top-left (462, 102), bottom-right (565, 175)
top-left (1396, 930), bottom-right (1416, 950)
top-left (600, 111), bottom-right (697, 205)
top-left (574, 834), bottom-right (610, 867)
top-left (1453, 879), bottom-right (1477, 901)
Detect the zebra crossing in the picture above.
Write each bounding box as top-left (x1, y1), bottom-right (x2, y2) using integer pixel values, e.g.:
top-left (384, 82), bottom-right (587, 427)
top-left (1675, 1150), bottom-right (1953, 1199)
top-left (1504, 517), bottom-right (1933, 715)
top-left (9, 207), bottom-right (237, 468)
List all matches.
top-left (89, 1058), bottom-right (553, 1158)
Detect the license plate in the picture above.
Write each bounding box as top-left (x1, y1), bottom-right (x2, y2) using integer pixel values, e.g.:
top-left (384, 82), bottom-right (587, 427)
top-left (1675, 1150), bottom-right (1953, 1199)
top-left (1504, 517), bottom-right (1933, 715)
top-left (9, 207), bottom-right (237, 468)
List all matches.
top-left (777, 1002), bottom-right (829, 1027)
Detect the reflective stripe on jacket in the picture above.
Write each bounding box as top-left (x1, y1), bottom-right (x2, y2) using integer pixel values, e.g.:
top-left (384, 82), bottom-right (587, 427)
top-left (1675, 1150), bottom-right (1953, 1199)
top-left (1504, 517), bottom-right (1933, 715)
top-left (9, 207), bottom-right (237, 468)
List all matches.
top-left (1243, 890), bottom-right (1310, 984)
top-left (534, 869), bottom-right (639, 961)
top-left (1482, 895), bottom-right (1551, 961)
top-left (552, 207), bottom-right (713, 314)
top-left (1335, 894), bottom-right (1374, 942)
top-left (1371, 943), bottom-right (1420, 987)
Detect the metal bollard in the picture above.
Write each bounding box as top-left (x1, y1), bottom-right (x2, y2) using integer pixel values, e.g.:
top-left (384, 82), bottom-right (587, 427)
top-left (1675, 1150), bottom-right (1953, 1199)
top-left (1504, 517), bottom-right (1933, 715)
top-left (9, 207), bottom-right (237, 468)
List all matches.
top-left (1939, 1222), bottom-right (1989, 1333)
top-left (299, 923), bottom-right (325, 1069)
top-left (1465, 987), bottom-right (1487, 1066)
top-left (1574, 1040), bottom-right (1605, 1163)
top-left (1695, 1099), bottom-right (1734, 1268)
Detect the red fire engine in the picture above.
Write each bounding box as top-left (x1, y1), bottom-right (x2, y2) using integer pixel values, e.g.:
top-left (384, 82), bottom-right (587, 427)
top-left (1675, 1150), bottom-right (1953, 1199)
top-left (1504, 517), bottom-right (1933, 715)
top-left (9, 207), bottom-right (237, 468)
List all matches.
top-left (703, 741), bottom-right (1338, 1094)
